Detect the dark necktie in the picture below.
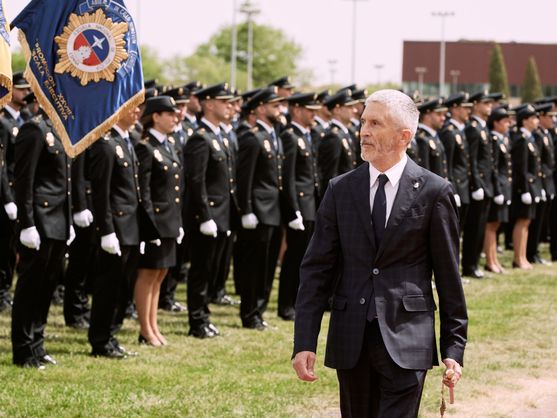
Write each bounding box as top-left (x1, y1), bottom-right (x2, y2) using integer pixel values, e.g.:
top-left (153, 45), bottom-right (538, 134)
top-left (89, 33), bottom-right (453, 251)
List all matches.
top-left (123, 136), bottom-right (133, 155)
top-left (372, 174), bottom-right (389, 247)
top-left (271, 129), bottom-right (278, 150)
top-left (163, 137), bottom-right (171, 152)
top-left (16, 115), bottom-right (24, 127)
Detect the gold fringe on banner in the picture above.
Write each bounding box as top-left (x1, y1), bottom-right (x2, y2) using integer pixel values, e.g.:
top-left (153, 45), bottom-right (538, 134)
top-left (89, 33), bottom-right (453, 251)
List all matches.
top-left (18, 29), bottom-right (145, 158)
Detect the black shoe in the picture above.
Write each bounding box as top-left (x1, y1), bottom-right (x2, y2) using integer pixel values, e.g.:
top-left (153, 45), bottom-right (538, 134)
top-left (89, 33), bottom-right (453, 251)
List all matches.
top-left (110, 338), bottom-right (137, 356)
top-left (91, 347), bottom-right (127, 359)
top-left (532, 255), bottom-right (552, 265)
top-left (242, 317), bottom-right (266, 331)
top-left (39, 354), bottom-right (57, 365)
top-left (67, 318), bottom-right (90, 329)
top-left (462, 269), bottom-right (484, 279)
top-left (15, 358), bottom-right (46, 370)
top-left (211, 295), bottom-right (238, 306)
top-left (169, 302), bottom-right (187, 312)
top-left (188, 325), bottom-right (217, 339)
top-left (278, 308), bottom-right (295, 321)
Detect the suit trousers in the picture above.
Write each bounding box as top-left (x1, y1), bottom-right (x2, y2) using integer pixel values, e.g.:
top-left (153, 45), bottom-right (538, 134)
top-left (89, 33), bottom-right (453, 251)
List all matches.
top-left (278, 221), bottom-right (314, 316)
top-left (527, 200), bottom-right (549, 260)
top-left (237, 225), bottom-right (276, 322)
top-left (462, 198), bottom-right (490, 272)
top-left (187, 230), bottom-right (227, 328)
top-left (88, 245), bottom-right (139, 351)
top-left (0, 209), bottom-right (16, 303)
top-left (12, 239), bottom-right (66, 363)
top-left (336, 320), bottom-right (426, 418)
top-left (63, 224), bottom-right (96, 325)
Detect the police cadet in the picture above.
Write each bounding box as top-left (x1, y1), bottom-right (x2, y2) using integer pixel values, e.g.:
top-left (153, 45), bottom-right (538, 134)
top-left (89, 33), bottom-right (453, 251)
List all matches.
top-left (511, 105), bottom-right (542, 270)
top-left (157, 86), bottom-right (190, 313)
top-left (461, 91), bottom-right (495, 278)
top-left (135, 96), bottom-right (184, 346)
top-left (527, 102), bottom-right (556, 265)
top-left (182, 80), bottom-right (203, 134)
top-left (268, 76), bottom-right (295, 133)
top-left (87, 106), bottom-right (145, 358)
top-left (236, 89), bottom-right (261, 138)
top-left (277, 92), bottom-right (321, 321)
top-left (236, 87), bottom-right (284, 330)
top-left (484, 107), bottom-right (513, 274)
top-left (318, 90), bottom-right (359, 194)
top-left (439, 93), bottom-right (472, 227)
top-left (0, 72), bottom-right (31, 311)
top-left (183, 83), bottom-right (236, 338)
top-left (312, 89), bottom-right (332, 144)
top-left (12, 108), bottom-right (73, 368)
top-left (542, 97), bottom-right (557, 260)
top-left (415, 98), bottom-right (449, 180)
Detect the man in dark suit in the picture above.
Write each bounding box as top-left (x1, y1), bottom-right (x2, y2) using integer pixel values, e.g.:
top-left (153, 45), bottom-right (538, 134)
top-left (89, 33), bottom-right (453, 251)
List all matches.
top-left (292, 89), bottom-right (467, 417)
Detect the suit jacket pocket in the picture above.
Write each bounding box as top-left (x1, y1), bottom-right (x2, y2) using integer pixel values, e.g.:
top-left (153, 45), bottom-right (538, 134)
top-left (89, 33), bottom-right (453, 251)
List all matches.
top-left (402, 295), bottom-right (435, 312)
top-left (331, 296), bottom-right (347, 311)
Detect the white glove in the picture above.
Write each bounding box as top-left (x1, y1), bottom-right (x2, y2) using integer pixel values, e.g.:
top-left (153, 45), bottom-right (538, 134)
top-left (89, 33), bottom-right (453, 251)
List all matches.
top-left (200, 219), bottom-right (218, 237)
top-left (241, 213), bottom-right (259, 230)
top-left (521, 192), bottom-right (532, 205)
top-left (150, 239), bottom-right (162, 246)
top-left (541, 189), bottom-right (547, 202)
top-left (139, 241), bottom-right (145, 255)
top-left (73, 209), bottom-right (93, 228)
top-left (288, 211), bottom-right (305, 231)
top-left (226, 230), bottom-right (231, 237)
top-left (101, 232), bottom-right (121, 256)
top-left (67, 225), bottom-right (76, 246)
top-left (177, 227), bottom-right (185, 244)
top-left (453, 194), bottom-right (461, 208)
top-left (4, 202), bottom-right (17, 220)
top-left (471, 188), bottom-right (484, 201)
top-left (20, 226), bottom-right (41, 250)
top-left (493, 194), bottom-right (505, 205)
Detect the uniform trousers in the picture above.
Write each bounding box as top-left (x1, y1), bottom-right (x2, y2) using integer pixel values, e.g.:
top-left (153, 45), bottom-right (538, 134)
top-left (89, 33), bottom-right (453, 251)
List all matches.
top-left (0, 209), bottom-right (16, 304)
top-left (12, 239), bottom-right (66, 364)
top-left (527, 199), bottom-right (550, 260)
top-left (462, 198), bottom-right (491, 273)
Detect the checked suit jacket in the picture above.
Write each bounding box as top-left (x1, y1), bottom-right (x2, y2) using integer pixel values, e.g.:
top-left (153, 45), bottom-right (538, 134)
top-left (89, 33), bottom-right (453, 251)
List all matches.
top-left (293, 158), bottom-right (468, 370)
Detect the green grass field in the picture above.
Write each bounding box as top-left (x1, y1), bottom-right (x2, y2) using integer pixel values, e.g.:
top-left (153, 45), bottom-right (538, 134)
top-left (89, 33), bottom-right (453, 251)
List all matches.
top-left (0, 245), bottom-right (556, 417)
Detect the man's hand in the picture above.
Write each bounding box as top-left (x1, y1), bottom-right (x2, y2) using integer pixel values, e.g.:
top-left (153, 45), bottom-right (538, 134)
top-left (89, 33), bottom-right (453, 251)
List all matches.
top-left (101, 233), bottom-right (121, 256)
top-left (241, 213), bottom-right (259, 230)
top-left (20, 226), bottom-right (41, 250)
top-left (292, 351), bottom-right (318, 382)
top-left (4, 202), bottom-right (17, 220)
top-left (442, 358), bottom-right (462, 388)
top-left (73, 209), bottom-right (93, 228)
top-left (471, 188), bottom-right (484, 201)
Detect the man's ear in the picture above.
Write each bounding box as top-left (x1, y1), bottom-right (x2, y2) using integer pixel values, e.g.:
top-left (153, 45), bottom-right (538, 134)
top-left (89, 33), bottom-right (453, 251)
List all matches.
top-left (400, 128), bottom-right (413, 146)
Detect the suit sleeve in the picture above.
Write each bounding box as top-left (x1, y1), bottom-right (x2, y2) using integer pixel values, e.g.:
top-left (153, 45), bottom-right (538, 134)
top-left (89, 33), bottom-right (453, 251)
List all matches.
top-left (280, 130), bottom-right (300, 220)
top-left (14, 123), bottom-right (43, 229)
top-left (429, 183), bottom-right (468, 365)
top-left (88, 140), bottom-right (115, 236)
top-left (184, 134), bottom-right (212, 223)
top-left (237, 131), bottom-right (259, 215)
top-left (293, 181), bottom-right (340, 355)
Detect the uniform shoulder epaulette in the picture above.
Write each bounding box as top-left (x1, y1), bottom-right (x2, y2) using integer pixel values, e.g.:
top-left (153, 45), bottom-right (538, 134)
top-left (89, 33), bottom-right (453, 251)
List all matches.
top-left (447, 124), bottom-right (454, 131)
top-left (140, 137), bottom-right (149, 144)
top-left (250, 126), bottom-right (259, 133)
top-left (470, 120), bottom-right (478, 128)
top-left (103, 132), bottom-right (111, 141)
top-left (287, 127), bottom-right (294, 133)
top-left (417, 129), bottom-right (427, 139)
top-left (197, 127), bottom-right (206, 134)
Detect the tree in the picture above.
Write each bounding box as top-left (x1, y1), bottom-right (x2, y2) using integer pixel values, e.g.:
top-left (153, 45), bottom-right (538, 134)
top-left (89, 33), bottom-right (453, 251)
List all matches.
top-left (140, 45), bottom-right (166, 84)
top-left (189, 22), bottom-right (302, 90)
top-left (521, 56), bottom-right (543, 103)
top-left (488, 43), bottom-right (510, 98)
top-left (11, 49), bottom-right (26, 73)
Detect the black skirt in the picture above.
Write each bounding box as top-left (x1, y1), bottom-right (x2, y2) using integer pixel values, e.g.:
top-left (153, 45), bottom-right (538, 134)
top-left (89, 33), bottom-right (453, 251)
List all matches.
top-left (487, 202), bottom-right (509, 223)
top-left (511, 197), bottom-right (536, 220)
top-left (138, 238), bottom-right (176, 269)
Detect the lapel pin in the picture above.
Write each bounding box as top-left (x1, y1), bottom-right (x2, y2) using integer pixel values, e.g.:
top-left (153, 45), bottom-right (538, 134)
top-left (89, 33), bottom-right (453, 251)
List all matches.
top-left (413, 182), bottom-right (420, 189)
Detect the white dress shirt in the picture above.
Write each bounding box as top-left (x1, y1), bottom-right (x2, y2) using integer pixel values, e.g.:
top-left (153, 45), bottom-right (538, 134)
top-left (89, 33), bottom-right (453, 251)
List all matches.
top-left (369, 155), bottom-right (408, 227)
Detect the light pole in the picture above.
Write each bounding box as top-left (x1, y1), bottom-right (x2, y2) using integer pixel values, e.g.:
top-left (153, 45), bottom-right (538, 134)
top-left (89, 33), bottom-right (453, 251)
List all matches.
top-left (450, 69), bottom-right (460, 93)
top-left (344, 0), bottom-right (368, 84)
top-left (239, 0), bottom-right (260, 90)
top-left (431, 11), bottom-right (454, 97)
top-left (328, 59), bottom-right (338, 86)
top-left (230, 0), bottom-right (238, 89)
top-left (374, 64), bottom-right (384, 85)
top-left (415, 67), bottom-right (427, 95)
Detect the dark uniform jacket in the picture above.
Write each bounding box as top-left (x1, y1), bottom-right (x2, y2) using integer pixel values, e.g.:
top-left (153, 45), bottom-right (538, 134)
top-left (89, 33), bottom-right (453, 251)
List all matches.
top-left (135, 130), bottom-right (182, 239)
top-left (415, 125), bottom-right (448, 180)
top-left (71, 153), bottom-right (92, 215)
top-left (87, 128), bottom-right (144, 245)
top-left (440, 120), bottom-right (471, 204)
top-left (183, 120), bottom-right (236, 232)
top-left (465, 115), bottom-right (495, 198)
top-left (280, 123), bottom-right (319, 222)
top-left (237, 120), bottom-right (283, 227)
top-left (318, 119), bottom-right (357, 193)
top-left (0, 108), bottom-right (20, 204)
top-left (490, 131), bottom-right (512, 203)
top-left (14, 113), bottom-right (71, 240)
top-left (533, 128), bottom-right (556, 198)
top-left (511, 128), bottom-right (542, 199)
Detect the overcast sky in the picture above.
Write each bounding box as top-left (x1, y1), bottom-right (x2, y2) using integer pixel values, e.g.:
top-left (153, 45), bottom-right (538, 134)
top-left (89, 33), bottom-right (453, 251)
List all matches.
top-left (5, 0), bottom-right (557, 87)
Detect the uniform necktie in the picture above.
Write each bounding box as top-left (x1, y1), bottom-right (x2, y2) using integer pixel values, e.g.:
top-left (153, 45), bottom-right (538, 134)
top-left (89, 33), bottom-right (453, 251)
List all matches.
top-left (15, 115), bottom-right (24, 127)
top-left (271, 129), bottom-right (278, 150)
top-left (372, 174), bottom-right (389, 247)
top-left (123, 136), bottom-right (133, 155)
top-left (163, 137), bottom-right (171, 152)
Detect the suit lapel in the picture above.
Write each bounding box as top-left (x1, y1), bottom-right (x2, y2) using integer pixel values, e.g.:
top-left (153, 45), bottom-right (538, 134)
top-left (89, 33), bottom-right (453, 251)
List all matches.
top-left (375, 158), bottom-right (425, 261)
top-left (349, 163), bottom-right (376, 251)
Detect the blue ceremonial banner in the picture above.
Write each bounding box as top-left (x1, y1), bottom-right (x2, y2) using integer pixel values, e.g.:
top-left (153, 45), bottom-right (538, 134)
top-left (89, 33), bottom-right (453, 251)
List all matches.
top-left (0, 0), bottom-right (12, 107)
top-left (12, 0), bottom-right (144, 156)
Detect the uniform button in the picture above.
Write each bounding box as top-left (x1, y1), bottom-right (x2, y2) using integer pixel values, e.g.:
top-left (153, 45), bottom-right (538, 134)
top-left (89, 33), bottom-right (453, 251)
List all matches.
top-left (174, 174), bottom-right (179, 179)
top-left (359, 298), bottom-right (365, 305)
top-left (67, 192), bottom-right (71, 195)
top-left (299, 192), bottom-right (304, 197)
top-left (135, 174), bottom-right (138, 178)
top-left (230, 190), bottom-right (235, 194)
top-left (173, 162), bottom-right (178, 167)
top-left (43, 201), bottom-right (48, 207)
top-left (229, 178), bottom-right (234, 183)
top-left (138, 198), bottom-right (142, 203)
top-left (164, 166), bottom-right (168, 171)
top-left (279, 186), bottom-right (283, 191)
top-left (175, 198), bottom-right (180, 203)
top-left (209, 201), bottom-right (214, 207)
top-left (372, 268), bottom-right (379, 275)
top-left (124, 162), bottom-right (128, 167)
top-left (155, 207), bottom-right (160, 213)
top-left (278, 176), bottom-right (282, 180)
top-left (175, 186), bottom-right (179, 191)
top-left (118, 211), bottom-right (123, 216)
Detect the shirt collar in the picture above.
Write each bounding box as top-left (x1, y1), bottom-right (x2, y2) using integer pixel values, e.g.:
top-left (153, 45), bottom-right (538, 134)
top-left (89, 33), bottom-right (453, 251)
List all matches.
top-left (201, 117), bottom-right (221, 136)
top-left (149, 128), bottom-right (167, 144)
top-left (112, 124), bottom-right (129, 139)
top-left (291, 121), bottom-right (309, 135)
top-left (449, 118), bottom-right (465, 131)
top-left (220, 122), bottom-right (233, 134)
top-left (314, 116), bottom-right (329, 128)
top-left (520, 127), bottom-right (532, 137)
top-left (257, 119), bottom-right (275, 135)
top-left (418, 123), bottom-right (438, 137)
top-left (471, 114), bottom-right (487, 127)
top-left (4, 104), bottom-right (20, 121)
top-left (184, 112), bottom-right (197, 124)
top-left (368, 154), bottom-right (408, 189)
top-left (491, 130), bottom-right (504, 140)
top-left (331, 119), bottom-right (349, 134)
